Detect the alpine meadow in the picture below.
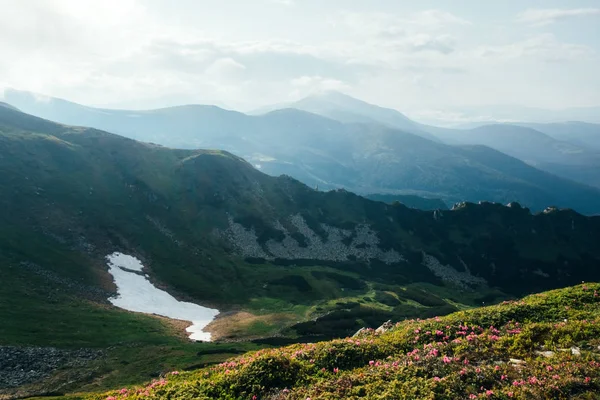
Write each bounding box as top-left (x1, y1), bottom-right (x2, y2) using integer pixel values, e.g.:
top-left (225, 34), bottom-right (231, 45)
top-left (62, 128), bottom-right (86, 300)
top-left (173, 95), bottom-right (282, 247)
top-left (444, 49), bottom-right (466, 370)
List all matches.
top-left (1, 1), bottom-right (600, 399)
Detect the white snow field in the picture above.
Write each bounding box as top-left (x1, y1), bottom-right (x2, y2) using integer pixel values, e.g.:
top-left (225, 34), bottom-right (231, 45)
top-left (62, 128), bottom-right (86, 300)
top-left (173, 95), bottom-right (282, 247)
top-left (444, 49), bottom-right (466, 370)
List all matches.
top-left (106, 252), bottom-right (219, 341)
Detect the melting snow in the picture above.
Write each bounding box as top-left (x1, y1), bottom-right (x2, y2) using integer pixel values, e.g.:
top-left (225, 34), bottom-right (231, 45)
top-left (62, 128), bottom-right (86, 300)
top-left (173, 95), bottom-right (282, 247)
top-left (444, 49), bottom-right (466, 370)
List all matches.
top-left (106, 252), bottom-right (219, 341)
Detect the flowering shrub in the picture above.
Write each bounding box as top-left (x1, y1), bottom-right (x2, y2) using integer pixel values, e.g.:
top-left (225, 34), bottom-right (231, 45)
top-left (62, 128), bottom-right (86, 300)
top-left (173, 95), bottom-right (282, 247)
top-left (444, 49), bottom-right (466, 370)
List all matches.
top-left (90, 284), bottom-right (600, 400)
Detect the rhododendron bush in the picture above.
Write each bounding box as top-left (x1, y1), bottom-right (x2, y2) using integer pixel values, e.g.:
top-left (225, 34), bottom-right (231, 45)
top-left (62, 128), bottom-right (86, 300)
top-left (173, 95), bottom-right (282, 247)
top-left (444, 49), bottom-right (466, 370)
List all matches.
top-left (90, 284), bottom-right (600, 400)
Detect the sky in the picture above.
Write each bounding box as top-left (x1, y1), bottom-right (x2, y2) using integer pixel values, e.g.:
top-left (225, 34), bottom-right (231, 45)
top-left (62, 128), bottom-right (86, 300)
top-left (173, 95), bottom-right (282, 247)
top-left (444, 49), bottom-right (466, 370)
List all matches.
top-left (0, 0), bottom-right (599, 115)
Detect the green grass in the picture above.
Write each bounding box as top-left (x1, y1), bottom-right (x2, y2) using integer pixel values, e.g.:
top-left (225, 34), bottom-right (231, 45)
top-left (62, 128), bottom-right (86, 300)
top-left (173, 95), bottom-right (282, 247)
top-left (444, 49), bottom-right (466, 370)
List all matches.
top-left (88, 283), bottom-right (600, 400)
top-left (2, 106), bottom-right (600, 398)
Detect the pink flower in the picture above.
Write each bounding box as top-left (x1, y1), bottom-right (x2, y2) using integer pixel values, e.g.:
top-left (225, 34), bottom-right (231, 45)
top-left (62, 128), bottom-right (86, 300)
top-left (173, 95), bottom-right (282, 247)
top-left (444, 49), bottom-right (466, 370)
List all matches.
top-left (507, 392), bottom-right (514, 398)
top-left (369, 360), bottom-right (375, 366)
top-left (486, 390), bottom-right (494, 397)
top-left (333, 367), bottom-right (339, 374)
top-left (120, 388), bottom-right (128, 394)
top-left (443, 356), bottom-right (452, 364)
top-left (106, 397), bottom-right (116, 400)
top-left (529, 376), bottom-right (540, 385)
top-left (433, 376), bottom-right (441, 382)
top-left (469, 395), bottom-right (477, 399)
top-left (584, 377), bottom-right (591, 384)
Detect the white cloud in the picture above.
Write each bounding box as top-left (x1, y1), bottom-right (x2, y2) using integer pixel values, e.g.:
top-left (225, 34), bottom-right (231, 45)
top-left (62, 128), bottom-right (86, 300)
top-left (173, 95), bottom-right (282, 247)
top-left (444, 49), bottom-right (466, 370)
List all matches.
top-left (269, 0), bottom-right (294, 5)
top-left (205, 58), bottom-right (247, 80)
top-left (517, 8), bottom-right (600, 26)
top-left (0, 1), bottom-right (597, 111)
top-left (409, 9), bottom-right (470, 27)
top-left (338, 9), bottom-right (468, 38)
top-left (475, 34), bottom-right (594, 62)
top-left (291, 75), bottom-right (348, 91)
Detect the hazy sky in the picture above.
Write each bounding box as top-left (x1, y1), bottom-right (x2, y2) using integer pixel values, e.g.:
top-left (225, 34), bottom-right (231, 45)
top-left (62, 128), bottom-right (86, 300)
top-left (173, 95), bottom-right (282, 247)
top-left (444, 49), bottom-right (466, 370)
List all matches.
top-left (1, 0), bottom-right (599, 113)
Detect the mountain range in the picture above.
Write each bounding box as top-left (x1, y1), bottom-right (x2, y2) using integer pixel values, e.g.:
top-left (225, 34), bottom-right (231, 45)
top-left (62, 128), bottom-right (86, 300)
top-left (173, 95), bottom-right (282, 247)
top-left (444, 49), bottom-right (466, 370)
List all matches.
top-left (2, 97), bottom-right (600, 396)
top-left (3, 88), bottom-right (600, 214)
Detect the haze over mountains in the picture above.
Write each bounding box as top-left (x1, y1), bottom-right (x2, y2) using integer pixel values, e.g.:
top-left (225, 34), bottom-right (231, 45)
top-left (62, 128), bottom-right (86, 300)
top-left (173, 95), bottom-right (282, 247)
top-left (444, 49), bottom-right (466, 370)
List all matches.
top-left (3, 88), bottom-right (600, 214)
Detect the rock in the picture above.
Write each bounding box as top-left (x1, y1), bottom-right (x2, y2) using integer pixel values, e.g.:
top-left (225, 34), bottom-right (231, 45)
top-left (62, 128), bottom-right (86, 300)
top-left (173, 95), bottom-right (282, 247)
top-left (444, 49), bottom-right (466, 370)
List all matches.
top-left (571, 347), bottom-right (581, 356)
top-left (375, 320), bottom-right (393, 334)
top-left (509, 358), bottom-right (526, 365)
top-left (535, 350), bottom-right (555, 358)
top-left (352, 328), bottom-right (368, 338)
top-left (0, 346), bottom-right (102, 389)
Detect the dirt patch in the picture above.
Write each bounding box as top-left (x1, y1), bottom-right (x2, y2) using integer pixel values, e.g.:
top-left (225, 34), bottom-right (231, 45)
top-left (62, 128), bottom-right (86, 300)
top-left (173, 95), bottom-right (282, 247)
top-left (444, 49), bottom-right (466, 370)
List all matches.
top-left (206, 311), bottom-right (298, 341)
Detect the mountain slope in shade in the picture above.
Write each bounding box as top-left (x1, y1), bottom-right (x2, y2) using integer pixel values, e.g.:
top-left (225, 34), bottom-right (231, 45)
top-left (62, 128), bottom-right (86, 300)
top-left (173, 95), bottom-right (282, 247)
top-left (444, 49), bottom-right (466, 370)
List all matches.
top-left (433, 124), bottom-right (600, 189)
top-left (256, 91), bottom-right (440, 142)
top-left (2, 107), bottom-right (600, 395)
top-left (365, 193), bottom-right (448, 210)
top-left (0, 101), bottom-right (18, 111)
top-left (516, 121), bottom-right (600, 151)
top-left (434, 124), bottom-right (599, 164)
top-left (4, 88), bottom-right (600, 214)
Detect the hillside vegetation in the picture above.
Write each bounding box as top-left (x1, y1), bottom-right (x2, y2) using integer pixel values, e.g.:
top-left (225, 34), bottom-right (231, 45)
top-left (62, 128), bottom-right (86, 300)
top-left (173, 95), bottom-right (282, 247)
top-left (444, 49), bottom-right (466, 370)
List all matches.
top-left (5, 89), bottom-right (600, 214)
top-left (2, 107), bottom-right (600, 396)
top-left (89, 283), bottom-right (600, 400)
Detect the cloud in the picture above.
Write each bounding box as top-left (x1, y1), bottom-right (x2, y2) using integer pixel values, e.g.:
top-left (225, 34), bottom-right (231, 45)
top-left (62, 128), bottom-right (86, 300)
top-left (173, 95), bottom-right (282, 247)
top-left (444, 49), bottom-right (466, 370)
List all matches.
top-left (0, 1), bottom-right (597, 111)
top-left (269, 0), bottom-right (294, 5)
top-left (205, 58), bottom-right (247, 80)
top-left (475, 34), bottom-right (594, 62)
top-left (338, 9), bottom-right (468, 38)
top-left (516, 8), bottom-right (600, 26)
top-left (289, 75), bottom-right (349, 98)
top-left (409, 9), bottom-right (470, 27)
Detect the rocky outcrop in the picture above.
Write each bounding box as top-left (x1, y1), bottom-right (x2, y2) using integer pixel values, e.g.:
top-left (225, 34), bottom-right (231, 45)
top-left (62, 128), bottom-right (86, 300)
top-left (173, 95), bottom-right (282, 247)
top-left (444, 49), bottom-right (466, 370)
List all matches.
top-left (422, 253), bottom-right (487, 289)
top-left (223, 214), bottom-right (404, 264)
top-left (0, 346), bottom-right (102, 389)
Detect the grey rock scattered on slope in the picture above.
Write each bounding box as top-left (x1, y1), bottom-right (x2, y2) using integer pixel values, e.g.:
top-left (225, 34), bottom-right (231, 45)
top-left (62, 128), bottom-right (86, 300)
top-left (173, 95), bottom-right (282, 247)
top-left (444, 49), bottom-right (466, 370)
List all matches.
top-left (224, 214), bottom-right (404, 264)
top-left (0, 346), bottom-right (102, 389)
top-left (422, 253), bottom-right (487, 289)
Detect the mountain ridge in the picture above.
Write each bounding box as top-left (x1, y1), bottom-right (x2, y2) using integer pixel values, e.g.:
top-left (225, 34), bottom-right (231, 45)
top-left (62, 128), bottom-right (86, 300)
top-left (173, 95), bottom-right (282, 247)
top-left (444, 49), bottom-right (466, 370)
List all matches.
top-left (2, 105), bottom-right (600, 396)
top-left (5, 89), bottom-right (600, 215)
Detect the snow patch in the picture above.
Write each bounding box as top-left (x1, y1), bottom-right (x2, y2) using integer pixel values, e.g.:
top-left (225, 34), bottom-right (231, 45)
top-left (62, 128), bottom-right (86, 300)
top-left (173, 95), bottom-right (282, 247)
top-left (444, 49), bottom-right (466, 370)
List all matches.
top-left (106, 252), bottom-right (219, 341)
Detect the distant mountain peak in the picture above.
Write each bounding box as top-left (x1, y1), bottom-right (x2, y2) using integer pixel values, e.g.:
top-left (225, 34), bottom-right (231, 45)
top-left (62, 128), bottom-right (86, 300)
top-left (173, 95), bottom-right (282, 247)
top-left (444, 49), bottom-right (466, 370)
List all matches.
top-left (0, 101), bottom-right (19, 111)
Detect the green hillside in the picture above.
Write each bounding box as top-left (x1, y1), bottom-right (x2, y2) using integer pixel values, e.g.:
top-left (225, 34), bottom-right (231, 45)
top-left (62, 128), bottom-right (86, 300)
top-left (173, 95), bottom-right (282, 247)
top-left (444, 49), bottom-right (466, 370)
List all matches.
top-left (2, 107), bottom-right (600, 397)
top-left (6, 89), bottom-right (600, 214)
top-left (89, 283), bottom-right (600, 400)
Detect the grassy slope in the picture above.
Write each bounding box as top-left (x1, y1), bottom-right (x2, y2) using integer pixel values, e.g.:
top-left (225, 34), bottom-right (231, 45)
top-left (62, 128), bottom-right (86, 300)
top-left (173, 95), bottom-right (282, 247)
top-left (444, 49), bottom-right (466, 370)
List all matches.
top-left (1, 108), bottom-right (600, 396)
top-left (89, 283), bottom-right (600, 400)
top-left (6, 90), bottom-right (600, 214)
top-left (1, 107), bottom-right (600, 337)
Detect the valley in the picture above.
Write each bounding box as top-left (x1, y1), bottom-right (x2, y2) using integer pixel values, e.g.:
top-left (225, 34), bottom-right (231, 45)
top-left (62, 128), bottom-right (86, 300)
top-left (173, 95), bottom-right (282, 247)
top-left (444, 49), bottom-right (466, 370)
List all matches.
top-left (1, 104), bottom-right (600, 398)
top-left (3, 1), bottom-right (600, 398)
top-left (5, 89), bottom-right (600, 214)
